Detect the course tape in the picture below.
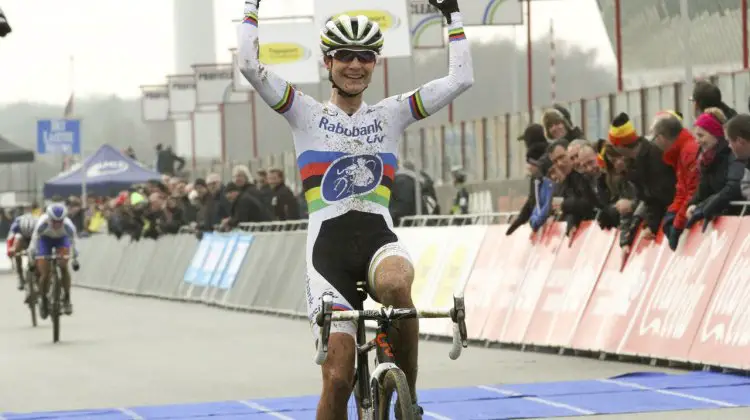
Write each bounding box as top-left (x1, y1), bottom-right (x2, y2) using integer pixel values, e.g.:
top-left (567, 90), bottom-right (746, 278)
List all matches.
top-left (70, 216), bottom-right (750, 370)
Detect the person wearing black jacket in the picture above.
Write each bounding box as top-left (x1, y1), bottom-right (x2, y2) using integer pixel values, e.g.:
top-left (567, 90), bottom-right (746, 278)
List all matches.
top-left (268, 168), bottom-right (300, 221)
top-left (686, 108), bottom-right (744, 227)
top-left (609, 113), bottom-right (676, 243)
top-left (548, 139), bottom-right (600, 236)
top-left (155, 144), bottom-right (186, 176)
top-left (222, 182), bottom-right (272, 230)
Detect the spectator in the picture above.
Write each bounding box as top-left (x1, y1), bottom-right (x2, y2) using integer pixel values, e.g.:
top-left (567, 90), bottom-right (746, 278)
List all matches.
top-left (222, 182), bottom-right (272, 230)
top-left (506, 143), bottom-right (555, 235)
top-left (450, 167), bottom-right (469, 215)
top-left (593, 142), bottom-right (638, 234)
top-left (567, 139), bottom-right (590, 173)
top-left (255, 169), bottom-right (274, 209)
top-left (541, 104), bottom-right (584, 142)
top-left (155, 144), bottom-right (185, 176)
top-left (723, 114), bottom-right (750, 201)
top-left (390, 161), bottom-right (440, 226)
top-left (686, 108), bottom-right (744, 228)
top-left (268, 168), bottom-right (300, 221)
top-left (517, 123), bottom-right (548, 150)
top-left (548, 139), bottom-right (599, 236)
top-left (609, 112), bottom-right (676, 247)
top-left (691, 80), bottom-right (737, 120)
top-left (650, 111), bottom-right (700, 250)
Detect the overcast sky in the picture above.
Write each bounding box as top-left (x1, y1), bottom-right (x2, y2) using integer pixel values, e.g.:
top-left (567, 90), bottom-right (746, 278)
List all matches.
top-left (0, 0), bottom-right (614, 105)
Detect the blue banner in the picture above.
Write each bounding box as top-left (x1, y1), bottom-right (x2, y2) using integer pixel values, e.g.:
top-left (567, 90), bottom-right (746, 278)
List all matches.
top-left (208, 234), bottom-right (239, 287)
top-left (193, 234), bottom-right (233, 287)
top-left (217, 234), bottom-right (254, 290)
top-left (37, 119), bottom-right (81, 155)
top-left (183, 233), bottom-right (214, 284)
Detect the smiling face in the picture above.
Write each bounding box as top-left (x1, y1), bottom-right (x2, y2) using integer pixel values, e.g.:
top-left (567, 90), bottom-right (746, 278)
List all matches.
top-left (325, 49), bottom-right (377, 96)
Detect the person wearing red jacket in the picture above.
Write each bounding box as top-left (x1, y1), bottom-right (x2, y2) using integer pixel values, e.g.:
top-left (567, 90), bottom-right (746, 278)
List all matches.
top-left (651, 111), bottom-right (700, 250)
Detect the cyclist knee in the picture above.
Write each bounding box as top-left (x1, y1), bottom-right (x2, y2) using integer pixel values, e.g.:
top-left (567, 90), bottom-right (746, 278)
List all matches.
top-left (373, 256), bottom-right (414, 304)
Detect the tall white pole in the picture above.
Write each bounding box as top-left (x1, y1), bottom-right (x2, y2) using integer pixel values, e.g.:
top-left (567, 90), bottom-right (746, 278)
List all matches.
top-left (680, 0), bottom-right (693, 125)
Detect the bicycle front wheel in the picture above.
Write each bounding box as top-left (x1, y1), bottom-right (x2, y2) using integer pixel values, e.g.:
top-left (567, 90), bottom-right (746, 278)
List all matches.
top-left (51, 267), bottom-right (61, 343)
top-left (376, 368), bottom-right (415, 420)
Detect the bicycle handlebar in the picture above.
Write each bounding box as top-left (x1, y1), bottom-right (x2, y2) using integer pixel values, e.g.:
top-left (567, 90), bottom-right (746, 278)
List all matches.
top-left (313, 294), bottom-right (468, 365)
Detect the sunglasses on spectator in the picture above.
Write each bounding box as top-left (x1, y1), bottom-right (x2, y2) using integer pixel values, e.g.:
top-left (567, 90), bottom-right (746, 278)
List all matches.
top-left (328, 49), bottom-right (377, 64)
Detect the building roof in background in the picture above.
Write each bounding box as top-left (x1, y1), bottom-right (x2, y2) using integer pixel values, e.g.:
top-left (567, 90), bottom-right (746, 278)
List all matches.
top-left (0, 134), bottom-right (34, 163)
top-left (597, 0), bottom-right (743, 86)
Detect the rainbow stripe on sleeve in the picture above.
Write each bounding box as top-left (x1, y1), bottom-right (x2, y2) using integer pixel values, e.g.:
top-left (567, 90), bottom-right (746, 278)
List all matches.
top-left (271, 83), bottom-right (296, 114)
top-left (408, 90), bottom-right (429, 120)
top-left (448, 28), bottom-right (466, 43)
top-left (243, 12), bottom-right (258, 27)
top-left (298, 150), bottom-right (397, 213)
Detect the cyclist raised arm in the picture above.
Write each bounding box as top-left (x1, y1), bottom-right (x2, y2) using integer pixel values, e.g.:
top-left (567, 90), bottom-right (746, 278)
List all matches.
top-left (29, 203), bottom-right (80, 319)
top-left (238, 0), bottom-right (472, 418)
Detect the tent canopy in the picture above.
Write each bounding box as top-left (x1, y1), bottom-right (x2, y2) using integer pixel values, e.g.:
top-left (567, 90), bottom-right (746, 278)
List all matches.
top-left (44, 144), bottom-right (161, 198)
top-left (0, 135), bottom-right (34, 163)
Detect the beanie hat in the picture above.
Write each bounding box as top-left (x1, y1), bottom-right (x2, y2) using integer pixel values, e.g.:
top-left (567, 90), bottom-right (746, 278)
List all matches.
top-left (695, 113), bottom-right (724, 138)
top-left (608, 112), bottom-right (639, 147)
top-left (525, 142), bottom-right (547, 165)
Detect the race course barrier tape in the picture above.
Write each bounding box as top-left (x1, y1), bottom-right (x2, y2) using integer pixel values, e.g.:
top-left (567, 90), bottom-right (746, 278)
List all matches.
top-left (71, 216), bottom-right (750, 370)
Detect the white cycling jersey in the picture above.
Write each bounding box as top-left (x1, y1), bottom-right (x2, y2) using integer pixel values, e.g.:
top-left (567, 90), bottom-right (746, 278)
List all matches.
top-left (28, 214), bottom-right (78, 255)
top-left (238, 5), bottom-right (473, 230)
top-left (238, 2), bottom-right (473, 340)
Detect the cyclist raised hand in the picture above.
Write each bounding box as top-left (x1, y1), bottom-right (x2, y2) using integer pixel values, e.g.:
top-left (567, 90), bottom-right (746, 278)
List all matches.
top-left (238, 0), bottom-right (473, 417)
top-left (28, 203), bottom-right (80, 318)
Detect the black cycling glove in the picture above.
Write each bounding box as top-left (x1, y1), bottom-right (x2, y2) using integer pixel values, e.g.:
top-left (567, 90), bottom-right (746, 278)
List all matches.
top-left (428, 0), bottom-right (460, 24)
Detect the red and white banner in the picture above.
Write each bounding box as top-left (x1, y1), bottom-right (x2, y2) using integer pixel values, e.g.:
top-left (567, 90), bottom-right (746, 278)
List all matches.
top-left (356, 216), bottom-right (750, 371)
top-left (523, 222), bottom-right (616, 347)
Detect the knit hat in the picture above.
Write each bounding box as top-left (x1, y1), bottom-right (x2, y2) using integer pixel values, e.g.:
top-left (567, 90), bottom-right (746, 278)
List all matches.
top-left (608, 112), bottom-right (639, 147)
top-left (525, 142), bottom-right (547, 165)
top-left (695, 113), bottom-right (724, 138)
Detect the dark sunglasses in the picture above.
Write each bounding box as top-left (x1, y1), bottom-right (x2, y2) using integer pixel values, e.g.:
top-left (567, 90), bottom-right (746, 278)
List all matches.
top-left (329, 49), bottom-right (377, 64)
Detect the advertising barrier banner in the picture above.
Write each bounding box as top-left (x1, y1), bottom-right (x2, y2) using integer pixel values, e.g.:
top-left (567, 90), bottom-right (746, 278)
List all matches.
top-left (496, 222), bottom-right (563, 343)
top-left (79, 216), bottom-right (750, 372)
top-left (620, 219), bottom-right (738, 360)
top-left (570, 232), bottom-right (671, 354)
top-left (689, 218), bottom-right (750, 368)
top-left (314, 0), bottom-right (412, 58)
top-left (468, 223), bottom-right (534, 341)
top-left (523, 222), bottom-right (616, 347)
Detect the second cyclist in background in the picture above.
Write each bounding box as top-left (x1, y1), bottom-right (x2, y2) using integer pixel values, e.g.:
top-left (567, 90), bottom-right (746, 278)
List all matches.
top-left (7, 213), bottom-right (38, 291)
top-left (29, 203), bottom-right (80, 318)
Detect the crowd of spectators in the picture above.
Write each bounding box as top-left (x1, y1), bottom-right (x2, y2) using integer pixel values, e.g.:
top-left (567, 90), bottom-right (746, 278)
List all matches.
top-left (19, 164), bottom-right (304, 242)
top-left (506, 79), bottom-right (750, 257)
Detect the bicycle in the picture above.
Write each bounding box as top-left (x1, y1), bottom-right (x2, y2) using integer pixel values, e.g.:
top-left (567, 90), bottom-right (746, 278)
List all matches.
top-left (45, 248), bottom-right (68, 343)
top-left (314, 282), bottom-right (468, 420)
top-left (16, 250), bottom-right (38, 327)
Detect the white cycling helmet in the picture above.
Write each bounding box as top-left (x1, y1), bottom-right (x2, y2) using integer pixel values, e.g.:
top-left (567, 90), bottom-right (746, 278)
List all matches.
top-left (320, 15), bottom-right (384, 55)
top-left (20, 214), bottom-right (36, 233)
top-left (46, 203), bottom-right (67, 221)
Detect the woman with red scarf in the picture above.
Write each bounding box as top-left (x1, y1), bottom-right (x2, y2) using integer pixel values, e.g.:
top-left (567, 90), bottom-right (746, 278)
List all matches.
top-left (685, 108), bottom-right (744, 228)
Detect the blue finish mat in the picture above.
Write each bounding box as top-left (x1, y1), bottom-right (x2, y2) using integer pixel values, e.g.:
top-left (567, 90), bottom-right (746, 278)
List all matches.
top-left (4, 371), bottom-right (750, 419)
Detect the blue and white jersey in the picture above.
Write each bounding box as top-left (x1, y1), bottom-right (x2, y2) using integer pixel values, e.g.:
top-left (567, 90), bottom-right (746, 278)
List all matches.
top-left (28, 214), bottom-right (78, 255)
